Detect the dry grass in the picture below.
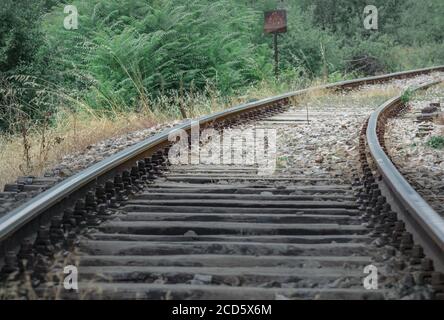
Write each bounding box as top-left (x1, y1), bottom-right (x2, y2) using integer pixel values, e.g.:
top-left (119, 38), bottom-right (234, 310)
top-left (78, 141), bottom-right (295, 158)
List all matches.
top-left (0, 110), bottom-right (160, 189)
top-left (0, 80), bottom-right (303, 190)
top-left (289, 85), bottom-right (399, 111)
top-left (289, 87), bottom-right (330, 106)
top-left (351, 85), bottom-right (399, 99)
top-left (0, 77), bottom-right (402, 191)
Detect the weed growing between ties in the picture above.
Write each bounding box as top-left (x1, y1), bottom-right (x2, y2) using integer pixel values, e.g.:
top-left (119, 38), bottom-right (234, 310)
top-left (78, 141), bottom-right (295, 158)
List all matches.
top-left (427, 136), bottom-right (444, 149)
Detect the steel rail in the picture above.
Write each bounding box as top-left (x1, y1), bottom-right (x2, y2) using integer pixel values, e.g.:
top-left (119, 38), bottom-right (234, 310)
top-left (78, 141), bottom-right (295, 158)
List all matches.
top-left (366, 80), bottom-right (444, 270)
top-left (0, 66), bottom-right (443, 246)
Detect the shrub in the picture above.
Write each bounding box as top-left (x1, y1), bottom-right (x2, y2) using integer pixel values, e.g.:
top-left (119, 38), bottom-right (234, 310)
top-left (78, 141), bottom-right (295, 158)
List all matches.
top-left (401, 89), bottom-right (412, 104)
top-left (38, 0), bottom-right (272, 112)
top-left (427, 136), bottom-right (444, 149)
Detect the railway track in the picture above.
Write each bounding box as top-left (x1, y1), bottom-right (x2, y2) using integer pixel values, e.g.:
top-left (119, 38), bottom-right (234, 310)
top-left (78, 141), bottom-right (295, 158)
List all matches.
top-left (384, 88), bottom-right (444, 218)
top-left (1, 67), bottom-right (444, 300)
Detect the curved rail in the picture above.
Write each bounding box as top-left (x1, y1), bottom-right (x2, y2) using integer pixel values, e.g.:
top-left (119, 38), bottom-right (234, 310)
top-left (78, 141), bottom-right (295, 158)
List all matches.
top-left (366, 80), bottom-right (444, 270)
top-left (0, 66), bottom-right (443, 252)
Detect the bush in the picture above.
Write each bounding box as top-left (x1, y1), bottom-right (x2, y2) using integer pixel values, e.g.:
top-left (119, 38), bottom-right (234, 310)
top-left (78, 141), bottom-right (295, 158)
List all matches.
top-left (1, 0), bottom-right (444, 131)
top-left (427, 136), bottom-right (444, 149)
top-left (400, 89), bottom-right (412, 104)
top-left (0, 1), bottom-right (43, 73)
top-left (38, 0), bottom-right (272, 112)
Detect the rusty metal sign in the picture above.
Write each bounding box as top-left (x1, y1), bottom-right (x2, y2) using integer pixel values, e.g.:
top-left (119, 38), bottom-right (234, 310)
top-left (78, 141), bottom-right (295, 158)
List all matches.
top-left (264, 10), bottom-right (287, 34)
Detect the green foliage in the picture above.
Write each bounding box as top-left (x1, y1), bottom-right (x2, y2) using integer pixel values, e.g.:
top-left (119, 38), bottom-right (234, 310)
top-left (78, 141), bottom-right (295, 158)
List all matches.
top-left (0, 0), bottom-right (64, 130)
top-left (427, 136), bottom-right (444, 150)
top-left (0, 0), bottom-right (61, 74)
top-left (299, 0), bottom-right (402, 38)
top-left (0, 0), bottom-right (43, 73)
top-left (38, 0), bottom-right (272, 111)
top-left (279, 4), bottom-right (343, 77)
top-left (297, 0), bottom-right (444, 73)
top-left (1, 0), bottom-right (444, 131)
top-left (397, 0), bottom-right (444, 45)
top-left (401, 89), bottom-right (412, 104)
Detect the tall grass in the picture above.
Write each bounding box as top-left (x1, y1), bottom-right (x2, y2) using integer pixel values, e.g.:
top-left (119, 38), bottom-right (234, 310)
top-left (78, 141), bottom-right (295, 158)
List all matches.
top-left (1, 0), bottom-right (443, 189)
top-left (0, 70), bottom-right (310, 190)
top-left (37, 0), bottom-right (275, 113)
